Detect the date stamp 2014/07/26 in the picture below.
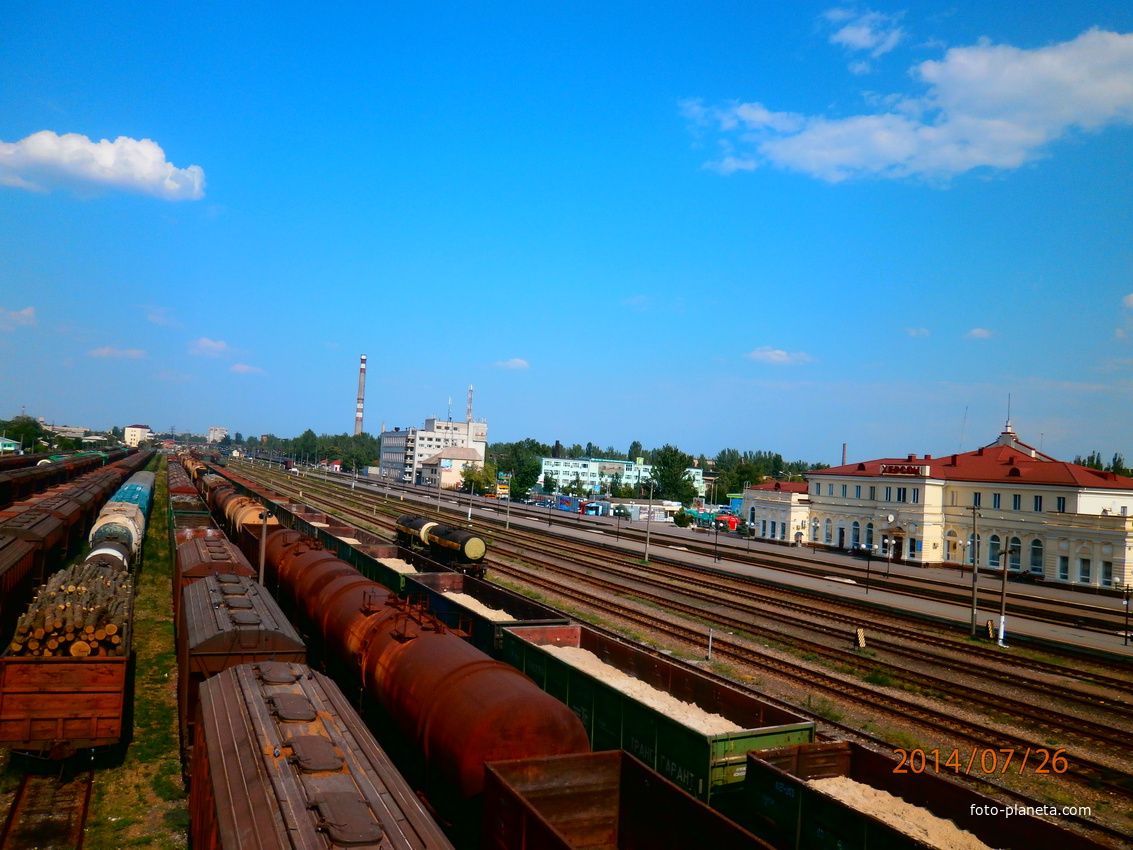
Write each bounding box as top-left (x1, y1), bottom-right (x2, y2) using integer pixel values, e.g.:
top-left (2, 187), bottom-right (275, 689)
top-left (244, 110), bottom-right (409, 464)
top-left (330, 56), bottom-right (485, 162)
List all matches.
top-left (892, 747), bottom-right (1069, 775)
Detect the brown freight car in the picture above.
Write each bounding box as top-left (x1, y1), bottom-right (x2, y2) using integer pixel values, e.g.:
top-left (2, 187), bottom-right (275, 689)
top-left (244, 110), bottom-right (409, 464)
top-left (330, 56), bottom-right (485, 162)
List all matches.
top-left (177, 574), bottom-right (305, 776)
top-left (189, 662), bottom-right (454, 850)
top-left (173, 537), bottom-right (255, 631)
top-left (0, 566), bottom-right (133, 757)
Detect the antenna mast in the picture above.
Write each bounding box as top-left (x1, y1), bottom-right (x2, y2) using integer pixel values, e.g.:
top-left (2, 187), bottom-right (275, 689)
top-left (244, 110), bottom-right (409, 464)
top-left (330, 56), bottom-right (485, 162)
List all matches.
top-left (467, 384), bottom-right (474, 423)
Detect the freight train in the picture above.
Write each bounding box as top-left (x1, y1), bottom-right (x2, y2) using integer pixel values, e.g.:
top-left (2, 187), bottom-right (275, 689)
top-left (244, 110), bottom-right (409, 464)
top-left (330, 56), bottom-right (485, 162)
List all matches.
top-left (262, 528), bottom-right (591, 802)
top-left (0, 448), bottom-right (130, 509)
top-left (394, 513), bottom-right (487, 577)
top-left (0, 458), bottom-right (155, 757)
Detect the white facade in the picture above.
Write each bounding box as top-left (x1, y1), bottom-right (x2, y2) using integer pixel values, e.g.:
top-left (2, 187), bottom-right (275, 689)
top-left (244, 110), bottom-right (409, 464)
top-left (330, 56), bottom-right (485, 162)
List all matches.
top-left (805, 426), bottom-right (1133, 589)
top-left (207, 427), bottom-right (228, 444)
top-left (742, 482), bottom-right (811, 545)
top-left (379, 417), bottom-right (488, 484)
top-left (124, 425), bottom-right (151, 447)
top-left (539, 457), bottom-right (706, 497)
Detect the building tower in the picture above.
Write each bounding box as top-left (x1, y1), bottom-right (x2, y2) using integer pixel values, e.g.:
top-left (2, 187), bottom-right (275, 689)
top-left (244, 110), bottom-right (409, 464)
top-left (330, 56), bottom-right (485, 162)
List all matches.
top-left (354, 355), bottom-right (367, 436)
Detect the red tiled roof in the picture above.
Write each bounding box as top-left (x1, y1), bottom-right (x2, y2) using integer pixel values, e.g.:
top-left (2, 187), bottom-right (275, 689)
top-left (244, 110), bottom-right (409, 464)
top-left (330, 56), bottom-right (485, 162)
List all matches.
top-left (808, 429), bottom-right (1133, 491)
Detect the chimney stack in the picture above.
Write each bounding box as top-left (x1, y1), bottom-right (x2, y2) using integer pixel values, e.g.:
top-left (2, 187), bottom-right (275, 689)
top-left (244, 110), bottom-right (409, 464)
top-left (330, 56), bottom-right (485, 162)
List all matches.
top-left (354, 355), bottom-right (367, 436)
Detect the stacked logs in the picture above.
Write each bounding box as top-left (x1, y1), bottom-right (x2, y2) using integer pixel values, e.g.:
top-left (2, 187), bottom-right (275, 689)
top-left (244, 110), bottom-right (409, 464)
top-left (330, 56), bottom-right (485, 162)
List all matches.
top-left (7, 563), bottom-right (132, 658)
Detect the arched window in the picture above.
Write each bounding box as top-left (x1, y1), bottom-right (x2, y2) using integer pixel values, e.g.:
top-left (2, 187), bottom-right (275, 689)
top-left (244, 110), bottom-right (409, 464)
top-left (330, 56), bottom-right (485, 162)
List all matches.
top-left (865, 522), bottom-right (874, 547)
top-left (1029, 539), bottom-right (1044, 573)
top-left (967, 533), bottom-right (982, 565)
top-left (851, 521), bottom-right (861, 548)
top-left (1009, 536), bottom-right (1022, 570)
top-left (824, 519), bottom-right (832, 544)
top-left (945, 530), bottom-right (958, 562)
top-left (988, 534), bottom-right (1002, 567)
top-left (749, 506), bottom-right (755, 524)
top-left (811, 520), bottom-right (819, 542)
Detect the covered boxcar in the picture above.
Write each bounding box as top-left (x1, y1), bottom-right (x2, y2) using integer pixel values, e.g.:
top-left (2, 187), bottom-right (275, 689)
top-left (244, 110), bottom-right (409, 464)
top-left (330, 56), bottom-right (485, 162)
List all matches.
top-left (177, 574), bottom-right (305, 776)
top-left (189, 662), bottom-right (454, 849)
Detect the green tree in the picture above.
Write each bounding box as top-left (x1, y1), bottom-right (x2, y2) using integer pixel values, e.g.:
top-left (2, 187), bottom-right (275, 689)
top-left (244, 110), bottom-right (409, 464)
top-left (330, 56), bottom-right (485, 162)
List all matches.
top-left (647, 444), bottom-right (697, 505)
top-left (509, 459), bottom-right (543, 500)
top-left (460, 462), bottom-right (498, 493)
top-left (1111, 453), bottom-right (1129, 477)
top-left (627, 440), bottom-right (643, 462)
top-left (0, 416), bottom-right (48, 452)
top-left (543, 472), bottom-right (558, 494)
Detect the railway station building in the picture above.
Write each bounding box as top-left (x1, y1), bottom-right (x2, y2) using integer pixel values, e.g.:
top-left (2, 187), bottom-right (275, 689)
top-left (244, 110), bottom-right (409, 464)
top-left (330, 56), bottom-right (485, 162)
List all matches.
top-left (741, 481), bottom-right (810, 545)
top-left (802, 424), bottom-right (1133, 589)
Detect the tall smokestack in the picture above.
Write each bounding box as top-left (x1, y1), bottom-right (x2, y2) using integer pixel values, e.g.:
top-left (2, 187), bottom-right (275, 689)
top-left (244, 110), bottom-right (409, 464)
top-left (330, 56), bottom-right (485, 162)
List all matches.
top-left (354, 355), bottom-right (367, 436)
top-left (842, 443), bottom-right (847, 466)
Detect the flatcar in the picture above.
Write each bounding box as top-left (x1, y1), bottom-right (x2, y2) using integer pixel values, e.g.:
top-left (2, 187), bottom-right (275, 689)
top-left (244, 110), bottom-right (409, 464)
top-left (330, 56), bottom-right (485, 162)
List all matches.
top-left (395, 513), bottom-right (487, 577)
top-left (189, 662), bottom-right (454, 849)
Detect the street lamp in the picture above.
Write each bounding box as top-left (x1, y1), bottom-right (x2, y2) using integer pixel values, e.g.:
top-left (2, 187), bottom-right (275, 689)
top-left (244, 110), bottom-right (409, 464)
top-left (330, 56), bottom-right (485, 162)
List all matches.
top-left (1123, 583), bottom-right (1131, 647)
top-left (257, 510), bottom-right (274, 586)
top-left (644, 481), bottom-right (655, 563)
top-left (713, 513), bottom-right (722, 562)
top-left (998, 546), bottom-right (1020, 647)
top-left (968, 506), bottom-right (982, 638)
top-left (865, 544), bottom-right (876, 594)
top-left (548, 490), bottom-right (556, 526)
top-left (466, 482), bottom-right (475, 524)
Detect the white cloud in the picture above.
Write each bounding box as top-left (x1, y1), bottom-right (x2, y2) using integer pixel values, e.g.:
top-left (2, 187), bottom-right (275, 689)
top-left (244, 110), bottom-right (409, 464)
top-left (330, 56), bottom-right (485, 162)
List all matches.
top-left (190, 337), bottom-right (229, 357)
top-left (688, 28), bottom-right (1133, 182)
top-left (230, 363), bottom-right (264, 374)
top-left (905, 327), bottom-right (930, 337)
top-left (965, 328), bottom-right (993, 339)
top-left (495, 358), bottom-right (530, 370)
top-left (621, 295), bottom-right (653, 311)
top-left (1123, 293), bottom-right (1133, 308)
top-left (144, 306), bottom-right (181, 326)
top-left (824, 9), bottom-right (905, 59)
top-left (0, 306), bottom-right (35, 331)
top-left (88, 346), bottom-right (145, 358)
top-left (746, 346), bottom-right (815, 365)
top-left (0, 131), bottom-right (204, 200)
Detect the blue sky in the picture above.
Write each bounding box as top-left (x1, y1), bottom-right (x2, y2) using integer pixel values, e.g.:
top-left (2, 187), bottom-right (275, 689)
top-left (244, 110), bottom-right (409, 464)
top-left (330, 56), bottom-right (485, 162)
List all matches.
top-left (2, 2), bottom-right (1132, 465)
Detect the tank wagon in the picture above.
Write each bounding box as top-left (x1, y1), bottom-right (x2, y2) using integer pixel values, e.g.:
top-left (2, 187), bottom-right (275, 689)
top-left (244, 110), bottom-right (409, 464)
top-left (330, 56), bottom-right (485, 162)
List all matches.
top-left (500, 623), bottom-right (815, 806)
top-left (395, 513), bottom-right (487, 577)
top-left (189, 662), bottom-right (454, 850)
top-left (742, 740), bottom-right (1109, 850)
top-left (262, 529), bottom-right (591, 801)
top-left (0, 465), bottom-right (155, 756)
top-left (88, 470), bottom-right (155, 568)
top-left (178, 573), bottom-right (305, 778)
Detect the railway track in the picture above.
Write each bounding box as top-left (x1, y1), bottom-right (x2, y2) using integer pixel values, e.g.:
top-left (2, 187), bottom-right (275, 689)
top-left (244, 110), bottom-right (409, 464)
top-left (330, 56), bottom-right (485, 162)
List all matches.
top-left (227, 462), bottom-right (1133, 842)
top-left (0, 767), bottom-right (93, 850)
